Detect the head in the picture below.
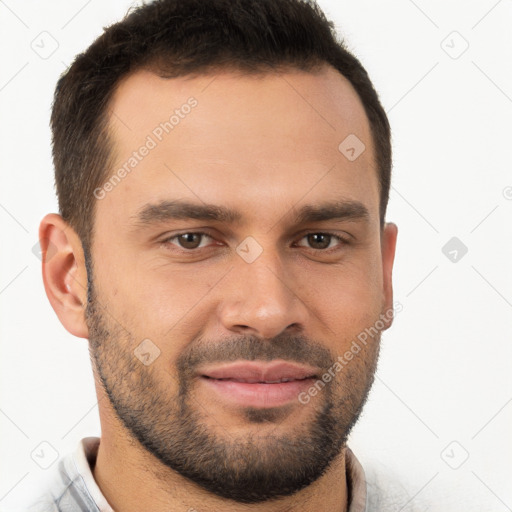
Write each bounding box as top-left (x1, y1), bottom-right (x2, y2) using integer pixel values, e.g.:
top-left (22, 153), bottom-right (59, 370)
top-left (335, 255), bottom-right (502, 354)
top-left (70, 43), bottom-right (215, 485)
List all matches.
top-left (40, 0), bottom-right (397, 505)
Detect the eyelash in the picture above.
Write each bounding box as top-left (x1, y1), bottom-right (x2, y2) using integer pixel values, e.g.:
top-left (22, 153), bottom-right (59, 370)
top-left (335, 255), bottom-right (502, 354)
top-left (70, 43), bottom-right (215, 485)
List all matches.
top-left (160, 231), bottom-right (350, 254)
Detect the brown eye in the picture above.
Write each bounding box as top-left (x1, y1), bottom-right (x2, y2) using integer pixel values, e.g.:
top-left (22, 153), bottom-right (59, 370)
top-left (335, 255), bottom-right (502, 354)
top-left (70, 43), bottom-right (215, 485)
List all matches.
top-left (295, 232), bottom-right (348, 252)
top-left (306, 233), bottom-right (331, 250)
top-left (177, 233), bottom-right (203, 249)
top-left (162, 232), bottom-right (214, 251)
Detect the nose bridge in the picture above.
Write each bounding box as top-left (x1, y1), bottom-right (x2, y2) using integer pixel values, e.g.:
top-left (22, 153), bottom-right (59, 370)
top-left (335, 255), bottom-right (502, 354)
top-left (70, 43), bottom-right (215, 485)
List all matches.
top-left (219, 241), bottom-right (308, 338)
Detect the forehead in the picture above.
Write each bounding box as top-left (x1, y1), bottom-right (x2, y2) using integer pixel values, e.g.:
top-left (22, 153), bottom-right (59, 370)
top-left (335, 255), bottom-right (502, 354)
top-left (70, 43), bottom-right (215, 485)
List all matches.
top-left (98, 66), bottom-right (378, 229)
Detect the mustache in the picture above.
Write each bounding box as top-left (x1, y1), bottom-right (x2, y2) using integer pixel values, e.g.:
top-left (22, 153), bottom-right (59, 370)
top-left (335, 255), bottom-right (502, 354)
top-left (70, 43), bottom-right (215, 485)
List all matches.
top-left (176, 332), bottom-right (335, 378)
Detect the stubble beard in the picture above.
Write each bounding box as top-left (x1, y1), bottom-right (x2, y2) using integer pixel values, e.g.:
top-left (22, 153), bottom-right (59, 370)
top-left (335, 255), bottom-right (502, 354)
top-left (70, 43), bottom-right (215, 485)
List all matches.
top-left (84, 256), bottom-right (380, 504)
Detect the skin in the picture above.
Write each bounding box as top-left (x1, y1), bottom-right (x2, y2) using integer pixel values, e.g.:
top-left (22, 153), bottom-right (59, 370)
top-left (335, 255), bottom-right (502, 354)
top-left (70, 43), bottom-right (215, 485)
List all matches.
top-left (40, 65), bottom-right (398, 512)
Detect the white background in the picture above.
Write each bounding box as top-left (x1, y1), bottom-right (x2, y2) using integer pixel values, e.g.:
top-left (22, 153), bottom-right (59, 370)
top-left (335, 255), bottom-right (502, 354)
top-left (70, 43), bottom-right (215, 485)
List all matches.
top-left (1, 1), bottom-right (511, 510)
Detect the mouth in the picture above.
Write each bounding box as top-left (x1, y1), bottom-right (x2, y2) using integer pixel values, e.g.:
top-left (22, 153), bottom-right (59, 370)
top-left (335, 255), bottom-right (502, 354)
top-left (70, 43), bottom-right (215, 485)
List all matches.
top-left (204, 376), bottom-right (311, 383)
top-left (197, 360), bottom-right (318, 408)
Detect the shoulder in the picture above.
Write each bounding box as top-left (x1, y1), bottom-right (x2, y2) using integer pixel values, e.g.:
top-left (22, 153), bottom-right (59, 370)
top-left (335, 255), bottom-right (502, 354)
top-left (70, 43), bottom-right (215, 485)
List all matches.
top-left (25, 438), bottom-right (102, 512)
top-left (25, 456), bottom-right (79, 512)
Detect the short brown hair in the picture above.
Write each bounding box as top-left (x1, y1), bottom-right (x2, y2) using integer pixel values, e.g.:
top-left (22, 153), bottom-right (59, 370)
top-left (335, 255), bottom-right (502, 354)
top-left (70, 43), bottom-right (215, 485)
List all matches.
top-left (51, 0), bottom-right (392, 251)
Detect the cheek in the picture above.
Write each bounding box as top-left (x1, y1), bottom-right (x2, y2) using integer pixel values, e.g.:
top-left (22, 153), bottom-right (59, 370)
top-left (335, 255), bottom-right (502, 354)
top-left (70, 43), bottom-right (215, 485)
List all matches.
top-left (310, 253), bottom-right (384, 336)
top-left (101, 260), bottom-right (216, 344)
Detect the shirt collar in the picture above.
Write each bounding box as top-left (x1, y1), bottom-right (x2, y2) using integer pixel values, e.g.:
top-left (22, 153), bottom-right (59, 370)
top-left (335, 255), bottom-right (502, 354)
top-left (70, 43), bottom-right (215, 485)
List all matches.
top-left (76, 437), bottom-right (367, 511)
top-left (73, 437), bottom-right (114, 512)
top-left (345, 446), bottom-right (368, 512)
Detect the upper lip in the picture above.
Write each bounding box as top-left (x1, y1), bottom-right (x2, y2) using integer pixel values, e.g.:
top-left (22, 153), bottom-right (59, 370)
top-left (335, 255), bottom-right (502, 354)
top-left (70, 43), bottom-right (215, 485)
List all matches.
top-left (198, 360), bottom-right (318, 383)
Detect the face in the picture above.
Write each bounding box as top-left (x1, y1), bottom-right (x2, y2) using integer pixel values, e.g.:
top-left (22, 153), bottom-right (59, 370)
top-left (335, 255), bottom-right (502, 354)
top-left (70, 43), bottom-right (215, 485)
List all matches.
top-left (85, 66), bottom-right (395, 503)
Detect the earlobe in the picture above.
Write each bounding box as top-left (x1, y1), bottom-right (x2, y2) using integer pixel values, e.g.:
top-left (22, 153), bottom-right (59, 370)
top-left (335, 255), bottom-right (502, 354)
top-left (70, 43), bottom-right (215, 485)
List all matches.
top-left (381, 222), bottom-right (398, 329)
top-left (39, 213), bottom-right (89, 339)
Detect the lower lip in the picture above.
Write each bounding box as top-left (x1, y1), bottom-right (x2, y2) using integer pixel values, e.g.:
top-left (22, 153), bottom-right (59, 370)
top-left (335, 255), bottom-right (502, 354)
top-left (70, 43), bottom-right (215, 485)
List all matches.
top-left (200, 377), bottom-right (315, 408)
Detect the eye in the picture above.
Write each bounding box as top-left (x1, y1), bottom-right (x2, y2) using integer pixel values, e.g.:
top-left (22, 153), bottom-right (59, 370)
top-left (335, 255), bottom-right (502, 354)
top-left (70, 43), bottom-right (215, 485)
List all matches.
top-left (295, 232), bottom-right (348, 251)
top-left (160, 231), bottom-right (349, 253)
top-left (162, 232), bottom-right (215, 250)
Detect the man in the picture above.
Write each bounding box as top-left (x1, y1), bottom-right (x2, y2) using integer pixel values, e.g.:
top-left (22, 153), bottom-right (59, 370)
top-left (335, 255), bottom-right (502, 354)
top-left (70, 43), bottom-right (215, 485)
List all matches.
top-left (31, 0), bottom-right (408, 510)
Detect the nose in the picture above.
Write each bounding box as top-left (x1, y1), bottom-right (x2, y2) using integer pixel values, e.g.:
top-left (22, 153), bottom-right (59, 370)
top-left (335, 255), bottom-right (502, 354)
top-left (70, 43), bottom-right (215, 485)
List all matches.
top-left (217, 249), bottom-right (310, 340)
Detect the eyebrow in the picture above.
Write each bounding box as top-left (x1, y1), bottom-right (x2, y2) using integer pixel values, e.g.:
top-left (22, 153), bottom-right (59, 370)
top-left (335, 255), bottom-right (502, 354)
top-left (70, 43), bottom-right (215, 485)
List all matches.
top-left (131, 198), bottom-right (370, 230)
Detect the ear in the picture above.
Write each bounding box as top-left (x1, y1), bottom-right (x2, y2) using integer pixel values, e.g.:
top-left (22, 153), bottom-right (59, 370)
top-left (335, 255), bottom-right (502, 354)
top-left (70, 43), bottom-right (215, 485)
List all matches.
top-left (380, 222), bottom-right (398, 329)
top-left (39, 213), bottom-right (89, 339)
